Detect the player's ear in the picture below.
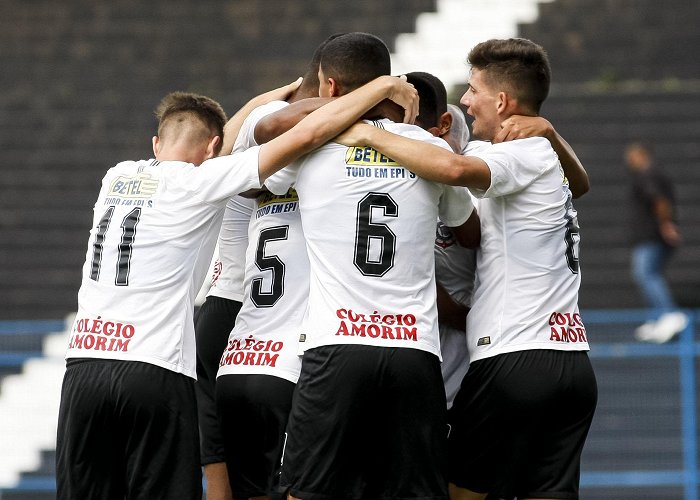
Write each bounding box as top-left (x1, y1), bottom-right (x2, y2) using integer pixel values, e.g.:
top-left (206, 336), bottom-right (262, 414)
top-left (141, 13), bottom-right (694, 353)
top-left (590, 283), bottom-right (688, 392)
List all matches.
top-left (497, 92), bottom-right (508, 114)
top-left (328, 78), bottom-right (341, 98)
top-left (152, 136), bottom-right (160, 157)
top-left (205, 136), bottom-right (221, 160)
top-left (437, 111), bottom-right (453, 137)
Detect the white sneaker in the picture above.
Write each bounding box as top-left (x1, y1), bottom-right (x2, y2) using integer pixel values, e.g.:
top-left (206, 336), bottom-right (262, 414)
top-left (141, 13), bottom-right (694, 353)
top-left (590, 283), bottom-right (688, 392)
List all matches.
top-left (643, 312), bottom-right (689, 343)
top-left (634, 321), bottom-right (657, 342)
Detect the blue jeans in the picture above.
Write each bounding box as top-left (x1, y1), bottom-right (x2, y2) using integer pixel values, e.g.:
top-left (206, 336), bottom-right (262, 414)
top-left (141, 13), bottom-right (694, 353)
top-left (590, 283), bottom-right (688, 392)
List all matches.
top-left (631, 241), bottom-right (675, 314)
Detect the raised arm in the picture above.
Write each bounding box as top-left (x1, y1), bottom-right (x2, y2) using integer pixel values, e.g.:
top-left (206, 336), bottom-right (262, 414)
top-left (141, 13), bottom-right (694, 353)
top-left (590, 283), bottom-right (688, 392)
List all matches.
top-left (254, 97), bottom-right (331, 144)
top-left (219, 78), bottom-right (303, 156)
top-left (257, 75), bottom-right (419, 183)
top-left (494, 116), bottom-right (590, 198)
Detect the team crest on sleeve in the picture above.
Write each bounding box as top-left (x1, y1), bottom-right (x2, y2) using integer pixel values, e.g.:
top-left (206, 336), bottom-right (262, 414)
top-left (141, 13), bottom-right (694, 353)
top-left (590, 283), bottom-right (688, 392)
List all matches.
top-left (107, 173), bottom-right (159, 199)
top-left (435, 222), bottom-right (456, 249)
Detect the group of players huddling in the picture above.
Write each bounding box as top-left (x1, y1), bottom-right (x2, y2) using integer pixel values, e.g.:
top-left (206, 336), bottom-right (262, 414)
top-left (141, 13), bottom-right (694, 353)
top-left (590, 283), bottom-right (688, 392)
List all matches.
top-left (56, 31), bottom-right (597, 500)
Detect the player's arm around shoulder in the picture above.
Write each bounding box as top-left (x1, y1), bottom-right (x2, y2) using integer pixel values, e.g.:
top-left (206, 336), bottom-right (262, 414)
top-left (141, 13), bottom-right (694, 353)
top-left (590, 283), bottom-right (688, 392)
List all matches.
top-left (220, 78), bottom-right (303, 155)
top-left (257, 75), bottom-right (419, 183)
top-left (495, 115), bottom-right (590, 198)
top-left (336, 122), bottom-right (492, 189)
top-left (254, 97), bottom-right (332, 144)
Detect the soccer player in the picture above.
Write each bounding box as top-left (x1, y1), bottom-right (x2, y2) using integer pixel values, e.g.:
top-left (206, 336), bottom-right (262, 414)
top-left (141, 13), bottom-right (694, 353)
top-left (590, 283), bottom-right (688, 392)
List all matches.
top-left (193, 194), bottom-right (252, 500)
top-left (273, 32), bottom-right (479, 500)
top-left (408, 72), bottom-right (589, 412)
top-left (56, 74), bottom-right (420, 500)
top-left (336, 38), bottom-right (598, 500)
top-left (213, 35), bottom-right (339, 500)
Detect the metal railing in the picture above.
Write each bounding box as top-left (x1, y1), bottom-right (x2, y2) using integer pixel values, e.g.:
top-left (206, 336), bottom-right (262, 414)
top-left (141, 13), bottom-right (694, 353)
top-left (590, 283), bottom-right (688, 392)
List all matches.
top-left (0, 312), bottom-right (698, 499)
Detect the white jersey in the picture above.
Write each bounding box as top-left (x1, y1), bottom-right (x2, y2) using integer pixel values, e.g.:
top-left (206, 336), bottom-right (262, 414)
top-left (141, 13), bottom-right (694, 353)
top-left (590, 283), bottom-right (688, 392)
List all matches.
top-left (465, 137), bottom-right (588, 362)
top-left (66, 148), bottom-right (262, 378)
top-left (217, 189), bottom-right (307, 383)
top-left (206, 196), bottom-right (254, 302)
top-left (434, 217), bottom-right (476, 408)
top-left (232, 100), bottom-right (289, 154)
top-left (206, 101), bottom-right (288, 302)
top-left (217, 99), bottom-right (305, 382)
top-left (281, 119), bottom-right (474, 358)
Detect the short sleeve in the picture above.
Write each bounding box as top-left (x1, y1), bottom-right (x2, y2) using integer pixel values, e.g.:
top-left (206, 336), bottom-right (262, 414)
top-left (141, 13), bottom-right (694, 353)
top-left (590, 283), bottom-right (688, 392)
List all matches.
top-left (232, 100), bottom-right (289, 153)
top-left (438, 185), bottom-right (474, 227)
top-left (466, 137), bottom-right (558, 198)
top-left (184, 146), bottom-right (262, 203)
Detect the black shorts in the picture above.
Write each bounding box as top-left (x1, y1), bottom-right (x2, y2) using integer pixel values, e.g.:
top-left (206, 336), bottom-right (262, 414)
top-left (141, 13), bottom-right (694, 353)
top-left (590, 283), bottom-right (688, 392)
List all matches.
top-left (216, 374), bottom-right (295, 499)
top-left (448, 349), bottom-right (598, 499)
top-left (194, 296), bottom-right (243, 465)
top-left (56, 359), bottom-right (201, 500)
top-left (280, 344), bottom-right (449, 500)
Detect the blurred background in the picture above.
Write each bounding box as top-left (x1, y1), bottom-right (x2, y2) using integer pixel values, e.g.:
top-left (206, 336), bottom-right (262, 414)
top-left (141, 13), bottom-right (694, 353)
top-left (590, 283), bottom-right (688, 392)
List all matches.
top-left (0, 0), bottom-right (699, 498)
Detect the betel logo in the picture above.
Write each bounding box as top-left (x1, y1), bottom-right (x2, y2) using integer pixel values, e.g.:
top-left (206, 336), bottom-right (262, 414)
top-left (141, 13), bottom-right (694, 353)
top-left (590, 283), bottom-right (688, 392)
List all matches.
top-left (108, 173), bottom-right (159, 199)
top-left (345, 146), bottom-right (399, 166)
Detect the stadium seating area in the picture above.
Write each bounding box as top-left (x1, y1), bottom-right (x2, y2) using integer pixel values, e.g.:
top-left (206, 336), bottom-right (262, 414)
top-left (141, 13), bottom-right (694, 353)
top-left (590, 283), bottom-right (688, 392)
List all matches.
top-left (2, 0), bottom-right (698, 319)
top-left (2, 0), bottom-right (700, 498)
top-left (0, 0), bottom-right (437, 320)
top-left (515, 0), bottom-right (700, 308)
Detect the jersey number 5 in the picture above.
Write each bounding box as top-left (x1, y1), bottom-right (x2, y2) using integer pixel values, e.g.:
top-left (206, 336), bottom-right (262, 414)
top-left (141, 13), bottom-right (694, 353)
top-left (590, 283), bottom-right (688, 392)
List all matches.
top-left (251, 225), bottom-right (289, 307)
top-left (89, 207), bottom-right (141, 286)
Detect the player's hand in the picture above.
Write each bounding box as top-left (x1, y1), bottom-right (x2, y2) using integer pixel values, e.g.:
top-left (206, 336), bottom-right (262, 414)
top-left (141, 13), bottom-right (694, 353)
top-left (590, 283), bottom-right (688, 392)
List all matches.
top-left (494, 115), bottom-right (552, 143)
top-left (385, 75), bottom-right (419, 124)
top-left (335, 122), bottom-right (374, 147)
top-left (252, 77), bottom-right (303, 107)
top-left (660, 221), bottom-right (682, 247)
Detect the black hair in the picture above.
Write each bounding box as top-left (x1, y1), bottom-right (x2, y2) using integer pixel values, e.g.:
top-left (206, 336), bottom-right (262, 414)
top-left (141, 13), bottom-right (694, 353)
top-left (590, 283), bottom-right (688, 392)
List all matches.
top-left (468, 38), bottom-right (551, 113)
top-left (406, 72), bottom-right (447, 129)
top-left (318, 32), bottom-right (391, 93)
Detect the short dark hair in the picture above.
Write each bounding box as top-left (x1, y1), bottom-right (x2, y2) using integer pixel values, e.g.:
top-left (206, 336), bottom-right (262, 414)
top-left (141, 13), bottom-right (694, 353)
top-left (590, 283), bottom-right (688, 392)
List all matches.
top-left (468, 38), bottom-right (551, 113)
top-left (296, 33), bottom-right (346, 97)
top-left (155, 92), bottom-right (227, 140)
top-left (319, 32), bottom-right (391, 93)
top-left (406, 72), bottom-right (447, 129)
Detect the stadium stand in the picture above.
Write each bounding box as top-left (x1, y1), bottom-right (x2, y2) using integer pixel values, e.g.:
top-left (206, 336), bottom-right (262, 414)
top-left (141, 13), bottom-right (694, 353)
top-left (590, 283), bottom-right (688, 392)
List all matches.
top-left (0, 0), bottom-right (437, 321)
top-left (447, 0), bottom-right (700, 309)
top-left (518, 0), bottom-right (700, 309)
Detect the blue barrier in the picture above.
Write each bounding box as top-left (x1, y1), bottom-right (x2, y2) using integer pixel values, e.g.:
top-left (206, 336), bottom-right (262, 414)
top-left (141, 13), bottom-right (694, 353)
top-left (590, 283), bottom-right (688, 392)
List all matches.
top-left (0, 321), bottom-right (66, 335)
top-left (0, 352), bottom-right (45, 366)
top-left (0, 313), bottom-right (698, 498)
top-left (582, 309), bottom-right (698, 499)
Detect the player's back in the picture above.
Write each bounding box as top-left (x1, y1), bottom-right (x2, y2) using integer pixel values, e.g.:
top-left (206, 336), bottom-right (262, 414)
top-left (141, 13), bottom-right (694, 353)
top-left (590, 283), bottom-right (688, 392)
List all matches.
top-left (68, 150), bottom-right (260, 377)
top-left (292, 120), bottom-right (472, 357)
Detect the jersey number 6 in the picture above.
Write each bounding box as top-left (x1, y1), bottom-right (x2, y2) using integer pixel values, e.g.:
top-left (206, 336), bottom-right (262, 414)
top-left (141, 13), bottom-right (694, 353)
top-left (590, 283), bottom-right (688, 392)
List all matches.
top-left (354, 192), bottom-right (397, 277)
